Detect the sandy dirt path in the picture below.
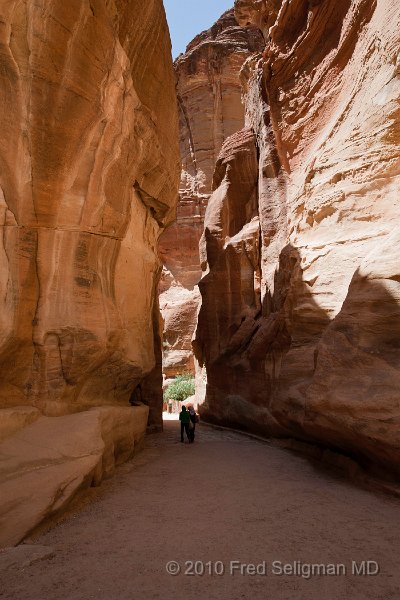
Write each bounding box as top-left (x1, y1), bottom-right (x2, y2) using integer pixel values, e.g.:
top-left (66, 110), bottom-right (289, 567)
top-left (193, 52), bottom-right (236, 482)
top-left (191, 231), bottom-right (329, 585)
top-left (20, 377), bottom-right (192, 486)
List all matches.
top-left (1, 421), bottom-right (400, 600)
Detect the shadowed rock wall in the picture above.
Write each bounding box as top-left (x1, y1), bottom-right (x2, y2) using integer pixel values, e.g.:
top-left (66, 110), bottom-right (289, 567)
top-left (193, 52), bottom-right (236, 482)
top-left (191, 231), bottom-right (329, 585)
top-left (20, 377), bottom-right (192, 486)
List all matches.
top-left (195, 0), bottom-right (400, 475)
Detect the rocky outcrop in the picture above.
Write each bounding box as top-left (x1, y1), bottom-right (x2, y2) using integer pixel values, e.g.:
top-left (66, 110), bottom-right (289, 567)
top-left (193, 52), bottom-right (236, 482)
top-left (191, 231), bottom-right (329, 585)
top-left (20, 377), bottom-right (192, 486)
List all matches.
top-left (0, 0), bottom-right (179, 417)
top-left (159, 10), bottom-right (263, 377)
top-left (195, 0), bottom-right (400, 475)
top-left (160, 285), bottom-right (201, 377)
top-left (0, 0), bottom-right (179, 545)
top-left (0, 405), bottom-right (149, 548)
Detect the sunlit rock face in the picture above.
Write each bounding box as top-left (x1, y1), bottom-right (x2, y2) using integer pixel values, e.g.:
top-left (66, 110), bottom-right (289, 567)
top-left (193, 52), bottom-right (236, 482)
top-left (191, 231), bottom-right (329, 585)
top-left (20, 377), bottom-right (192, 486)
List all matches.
top-left (159, 9), bottom-right (264, 377)
top-left (0, 0), bottom-right (179, 419)
top-left (0, 0), bottom-right (179, 547)
top-left (195, 0), bottom-right (400, 474)
top-left (0, 404), bottom-right (149, 548)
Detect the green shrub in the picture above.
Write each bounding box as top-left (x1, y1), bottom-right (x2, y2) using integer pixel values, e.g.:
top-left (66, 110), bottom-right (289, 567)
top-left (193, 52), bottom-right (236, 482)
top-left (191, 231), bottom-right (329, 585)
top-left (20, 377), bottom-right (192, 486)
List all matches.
top-left (164, 374), bottom-right (195, 403)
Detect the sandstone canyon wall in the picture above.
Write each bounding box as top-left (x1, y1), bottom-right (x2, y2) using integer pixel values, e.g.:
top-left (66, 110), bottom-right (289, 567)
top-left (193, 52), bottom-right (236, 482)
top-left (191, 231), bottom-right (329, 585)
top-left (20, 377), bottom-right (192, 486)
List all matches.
top-left (0, 0), bottom-right (179, 546)
top-left (195, 0), bottom-right (400, 476)
top-left (159, 11), bottom-right (263, 378)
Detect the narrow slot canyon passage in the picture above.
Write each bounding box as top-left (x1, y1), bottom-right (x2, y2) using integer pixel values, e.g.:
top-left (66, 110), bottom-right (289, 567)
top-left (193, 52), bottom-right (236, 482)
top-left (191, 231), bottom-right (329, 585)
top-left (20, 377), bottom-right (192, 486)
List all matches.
top-left (2, 421), bottom-right (400, 599)
top-left (1, 0), bottom-right (400, 598)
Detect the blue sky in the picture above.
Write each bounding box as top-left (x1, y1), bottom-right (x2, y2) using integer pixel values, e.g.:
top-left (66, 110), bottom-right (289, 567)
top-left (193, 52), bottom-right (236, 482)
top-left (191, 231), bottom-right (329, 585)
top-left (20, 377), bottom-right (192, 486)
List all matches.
top-left (164, 0), bottom-right (234, 58)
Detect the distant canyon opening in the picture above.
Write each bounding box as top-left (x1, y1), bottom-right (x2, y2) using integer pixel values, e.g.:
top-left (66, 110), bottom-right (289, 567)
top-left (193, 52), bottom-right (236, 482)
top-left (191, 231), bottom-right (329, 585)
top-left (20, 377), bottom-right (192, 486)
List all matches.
top-left (159, 9), bottom-right (264, 415)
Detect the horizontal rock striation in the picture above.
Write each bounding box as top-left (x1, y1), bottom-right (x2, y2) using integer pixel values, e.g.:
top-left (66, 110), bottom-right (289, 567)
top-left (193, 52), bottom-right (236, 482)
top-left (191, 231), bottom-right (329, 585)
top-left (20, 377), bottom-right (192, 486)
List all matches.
top-left (0, 405), bottom-right (149, 547)
top-left (0, 0), bottom-right (179, 417)
top-left (159, 10), bottom-right (263, 377)
top-left (195, 0), bottom-right (400, 475)
top-left (0, 0), bottom-right (179, 545)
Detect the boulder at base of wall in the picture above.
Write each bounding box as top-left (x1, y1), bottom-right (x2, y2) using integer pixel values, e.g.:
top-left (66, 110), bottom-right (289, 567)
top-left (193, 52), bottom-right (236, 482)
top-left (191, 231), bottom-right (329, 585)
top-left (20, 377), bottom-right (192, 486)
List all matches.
top-left (0, 405), bottom-right (148, 548)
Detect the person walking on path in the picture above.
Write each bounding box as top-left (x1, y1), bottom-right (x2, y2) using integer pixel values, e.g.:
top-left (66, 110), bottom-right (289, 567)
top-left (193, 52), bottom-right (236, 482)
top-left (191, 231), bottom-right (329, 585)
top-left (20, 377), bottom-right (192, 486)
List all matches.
top-left (179, 406), bottom-right (191, 443)
top-left (188, 406), bottom-right (198, 443)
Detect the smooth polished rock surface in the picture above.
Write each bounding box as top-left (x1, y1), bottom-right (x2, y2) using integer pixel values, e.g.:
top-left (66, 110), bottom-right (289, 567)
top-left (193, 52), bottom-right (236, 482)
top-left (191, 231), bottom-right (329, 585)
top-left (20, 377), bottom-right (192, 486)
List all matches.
top-left (0, 405), bottom-right (149, 548)
top-left (0, 0), bottom-right (179, 417)
top-left (195, 0), bottom-right (400, 474)
top-left (0, 0), bottom-right (178, 546)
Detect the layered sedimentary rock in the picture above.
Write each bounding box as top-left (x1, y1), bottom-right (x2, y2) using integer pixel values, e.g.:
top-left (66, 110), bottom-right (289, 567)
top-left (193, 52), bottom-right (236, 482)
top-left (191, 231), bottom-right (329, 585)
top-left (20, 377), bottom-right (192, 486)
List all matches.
top-left (0, 405), bottom-right (148, 547)
top-left (160, 283), bottom-right (202, 378)
top-left (0, 0), bottom-right (179, 416)
top-left (159, 10), bottom-right (263, 376)
top-left (195, 0), bottom-right (400, 475)
top-left (0, 0), bottom-right (179, 545)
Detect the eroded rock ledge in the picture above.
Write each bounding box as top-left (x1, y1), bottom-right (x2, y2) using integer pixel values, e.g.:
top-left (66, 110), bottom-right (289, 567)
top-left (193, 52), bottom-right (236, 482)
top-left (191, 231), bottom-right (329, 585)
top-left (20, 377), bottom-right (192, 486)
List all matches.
top-left (195, 0), bottom-right (400, 476)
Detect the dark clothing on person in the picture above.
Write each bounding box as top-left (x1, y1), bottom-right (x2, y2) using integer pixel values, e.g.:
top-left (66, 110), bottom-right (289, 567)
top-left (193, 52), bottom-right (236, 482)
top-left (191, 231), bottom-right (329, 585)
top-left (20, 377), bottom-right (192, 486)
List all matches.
top-left (180, 421), bottom-right (190, 443)
top-left (179, 407), bottom-right (191, 442)
top-left (179, 409), bottom-right (191, 424)
top-left (188, 409), bottom-right (197, 442)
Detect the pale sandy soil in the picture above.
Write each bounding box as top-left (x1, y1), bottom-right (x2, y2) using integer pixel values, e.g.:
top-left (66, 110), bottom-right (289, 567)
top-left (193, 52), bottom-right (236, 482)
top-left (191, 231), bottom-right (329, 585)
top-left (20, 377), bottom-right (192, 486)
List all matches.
top-left (1, 421), bottom-right (400, 600)
top-left (161, 412), bottom-right (179, 421)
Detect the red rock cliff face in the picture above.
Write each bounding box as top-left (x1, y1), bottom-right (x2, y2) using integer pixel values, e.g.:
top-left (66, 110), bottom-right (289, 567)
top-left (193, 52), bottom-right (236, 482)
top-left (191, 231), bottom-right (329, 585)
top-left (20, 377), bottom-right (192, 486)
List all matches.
top-left (0, 0), bottom-right (180, 421)
top-left (0, 0), bottom-right (179, 548)
top-left (159, 10), bottom-right (263, 378)
top-left (195, 0), bottom-right (400, 474)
